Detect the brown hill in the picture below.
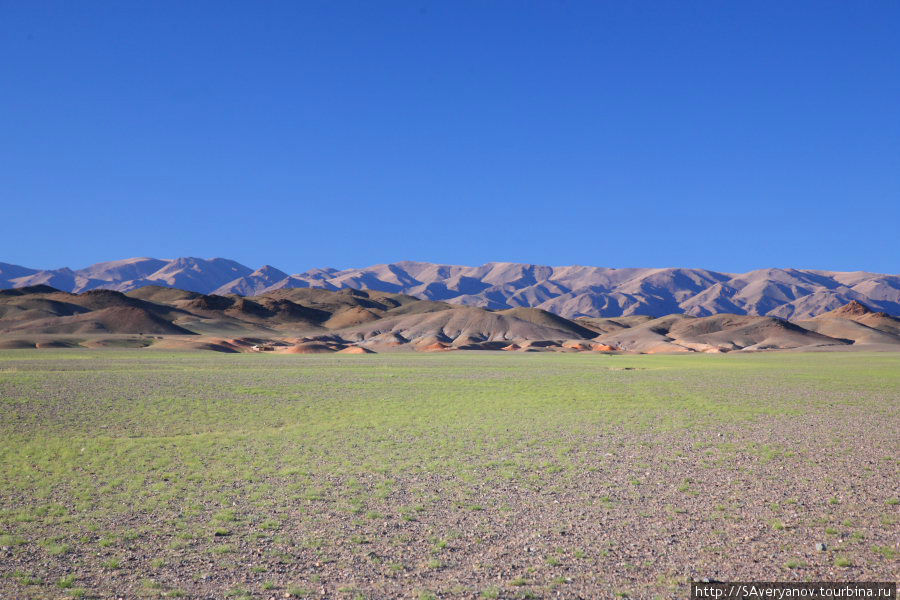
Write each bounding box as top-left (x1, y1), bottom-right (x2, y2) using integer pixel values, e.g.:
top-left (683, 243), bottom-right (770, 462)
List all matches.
top-left (127, 285), bottom-right (203, 303)
top-left (0, 287), bottom-right (897, 354)
top-left (0, 306), bottom-right (193, 335)
top-left (575, 315), bottom-right (653, 335)
top-left (323, 306), bottom-right (382, 329)
top-left (337, 305), bottom-right (593, 346)
top-left (0, 296), bottom-right (90, 322)
top-left (799, 299), bottom-right (900, 342)
top-left (496, 307), bottom-right (598, 338)
top-left (797, 318), bottom-right (900, 345)
top-left (593, 313), bottom-right (848, 353)
top-left (823, 299), bottom-right (872, 317)
top-left (853, 312), bottom-right (900, 336)
top-left (337, 346), bottom-right (375, 354)
top-left (281, 342), bottom-right (338, 354)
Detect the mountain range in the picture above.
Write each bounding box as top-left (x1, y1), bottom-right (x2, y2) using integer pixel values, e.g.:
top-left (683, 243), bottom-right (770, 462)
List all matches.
top-left (2, 284), bottom-right (898, 353)
top-left (1, 257), bottom-right (898, 319)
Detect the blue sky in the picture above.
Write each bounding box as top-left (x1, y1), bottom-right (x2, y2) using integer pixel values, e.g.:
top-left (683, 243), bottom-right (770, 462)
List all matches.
top-left (2, 1), bottom-right (898, 274)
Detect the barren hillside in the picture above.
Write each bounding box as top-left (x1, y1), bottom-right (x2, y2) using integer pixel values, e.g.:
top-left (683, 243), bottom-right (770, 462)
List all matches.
top-left (2, 285), bottom-right (898, 354)
top-left (3, 258), bottom-right (897, 319)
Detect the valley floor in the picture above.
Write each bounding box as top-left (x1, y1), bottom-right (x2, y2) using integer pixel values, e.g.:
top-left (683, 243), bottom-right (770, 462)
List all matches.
top-left (0, 351), bottom-right (897, 599)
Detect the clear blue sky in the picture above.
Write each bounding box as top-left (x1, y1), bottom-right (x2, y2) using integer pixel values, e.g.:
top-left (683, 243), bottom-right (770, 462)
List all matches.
top-left (2, 1), bottom-right (898, 274)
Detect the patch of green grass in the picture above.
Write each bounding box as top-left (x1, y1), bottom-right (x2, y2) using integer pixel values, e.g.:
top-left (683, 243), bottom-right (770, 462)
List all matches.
top-left (432, 539), bottom-right (448, 551)
top-left (43, 541), bottom-right (71, 556)
top-left (0, 534), bottom-right (25, 546)
top-left (15, 571), bottom-right (42, 585)
top-left (214, 509), bottom-right (239, 522)
top-left (834, 556), bottom-right (852, 567)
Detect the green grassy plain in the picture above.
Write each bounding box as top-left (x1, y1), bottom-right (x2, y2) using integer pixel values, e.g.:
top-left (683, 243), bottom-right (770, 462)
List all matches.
top-left (0, 351), bottom-right (897, 598)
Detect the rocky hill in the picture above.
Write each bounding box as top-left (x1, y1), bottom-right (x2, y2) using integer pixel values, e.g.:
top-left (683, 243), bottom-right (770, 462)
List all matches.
top-left (1, 285), bottom-right (898, 354)
top-left (2, 258), bottom-right (898, 319)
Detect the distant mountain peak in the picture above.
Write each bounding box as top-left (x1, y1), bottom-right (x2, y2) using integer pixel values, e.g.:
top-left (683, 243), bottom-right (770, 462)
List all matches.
top-left (252, 265), bottom-right (288, 277)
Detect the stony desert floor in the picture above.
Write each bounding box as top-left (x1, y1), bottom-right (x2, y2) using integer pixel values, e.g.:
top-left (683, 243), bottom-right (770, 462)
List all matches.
top-left (0, 351), bottom-right (897, 599)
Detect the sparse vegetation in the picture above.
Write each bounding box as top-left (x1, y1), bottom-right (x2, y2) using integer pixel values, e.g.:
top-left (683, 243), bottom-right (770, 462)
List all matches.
top-left (834, 556), bottom-right (853, 568)
top-left (0, 350), bottom-right (896, 598)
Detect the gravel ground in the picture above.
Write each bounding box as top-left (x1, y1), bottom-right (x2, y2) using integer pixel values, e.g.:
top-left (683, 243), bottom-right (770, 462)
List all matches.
top-left (0, 350), bottom-right (897, 599)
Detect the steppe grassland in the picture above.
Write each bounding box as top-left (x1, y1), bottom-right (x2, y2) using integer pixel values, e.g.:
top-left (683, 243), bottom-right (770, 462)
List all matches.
top-left (0, 350), bottom-right (897, 599)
